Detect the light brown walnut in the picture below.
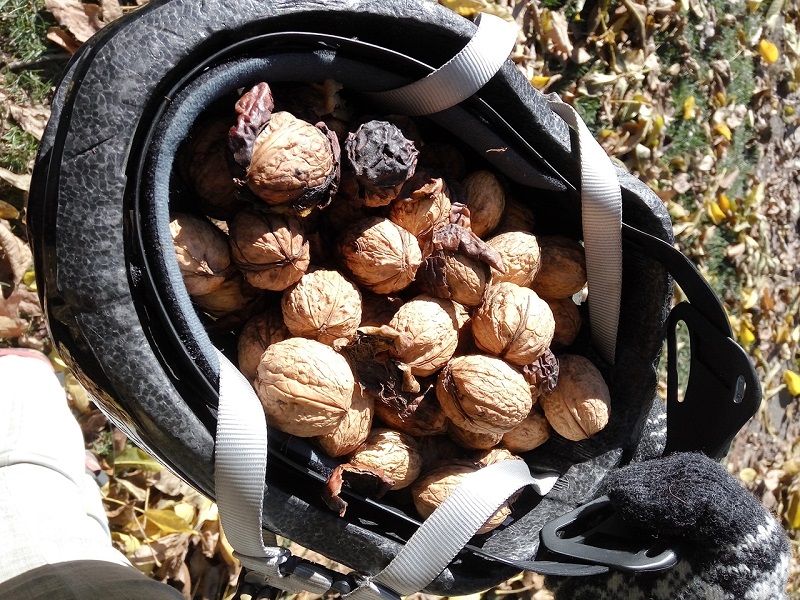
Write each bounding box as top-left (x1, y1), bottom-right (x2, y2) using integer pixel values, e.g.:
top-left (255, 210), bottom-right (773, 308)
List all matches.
top-left (436, 354), bottom-right (532, 435)
top-left (501, 407), bottom-right (551, 453)
top-left (254, 338), bottom-right (354, 437)
top-left (461, 170), bottom-right (506, 238)
top-left (540, 354), bottom-right (610, 441)
top-left (471, 282), bottom-right (555, 366)
top-left (531, 236), bottom-right (587, 299)
top-left (282, 269), bottom-right (362, 346)
top-left (316, 385), bottom-right (374, 457)
top-left (170, 212), bottom-right (231, 296)
top-left (349, 429), bottom-right (422, 490)
top-left (546, 297), bottom-right (583, 349)
top-left (237, 306), bottom-right (291, 382)
top-left (486, 231), bottom-right (541, 287)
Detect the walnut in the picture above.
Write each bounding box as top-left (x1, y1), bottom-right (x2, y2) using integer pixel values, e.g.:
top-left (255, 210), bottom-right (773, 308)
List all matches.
top-left (501, 406), bottom-right (551, 453)
top-left (245, 111), bottom-right (339, 212)
top-left (388, 295), bottom-right (460, 377)
top-left (388, 173), bottom-right (452, 239)
top-left (540, 354), bottom-right (610, 441)
top-left (228, 208), bottom-right (310, 291)
top-left (349, 429), bottom-right (423, 490)
top-left (192, 271), bottom-right (261, 319)
top-left (416, 436), bottom-right (464, 472)
top-left (339, 217), bottom-right (422, 294)
top-left (436, 354), bottom-right (532, 435)
top-left (546, 297), bottom-right (583, 349)
top-left (281, 269), bottom-right (362, 346)
top-left (237, 306), bottom-right (291, 382)
top-left (461, 170), bottom-right (507, 238)
top-left (495, 198), bottom-right (536, 235)
top-left (254, 338), bottom-right (354, 437)
top-left (447, 423), bottom-right (503, 450)
top-left (317, 385), bottom-right (374, 457)
top-left (344, 120), bottom-right (419, 207)
top-left (170, 212), bottom-right (231, 296)
top-left (485, 231), bottom-right (541, 287)
top-left (411, 462), bottom-right (511, 534)
top-left (177, 117), bottom-right (243, 219)
top-left (418, 250), bottom-right (489, 308)
top-left (531, 236), bottom-right (587, 299)
top-left (359, 292), bottom-right (404, 328)
top-left (471, 283), bottom-right (555, 366)
top-left (471, 447), bottom-right (520, 468)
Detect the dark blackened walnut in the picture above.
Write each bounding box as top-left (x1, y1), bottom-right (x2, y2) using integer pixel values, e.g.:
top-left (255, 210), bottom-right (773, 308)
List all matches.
top-left (228, 208), bottom-right (310, 291)
top-left (344, 120), bottom-right (419, 207)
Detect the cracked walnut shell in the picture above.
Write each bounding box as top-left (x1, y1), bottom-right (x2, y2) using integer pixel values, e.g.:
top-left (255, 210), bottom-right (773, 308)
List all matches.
top-left (540, 354), bottom-right (610, 441)
top-left (471, 282), bottom-right (555, 366)
top-left (436, 354), bottom-right (532, 435)
top-left (339, 217), bottom-right (422, 294)
top-left (282, 269), bottom-right (362, 346)
top-left (255, 338), bottom-right (354, 437)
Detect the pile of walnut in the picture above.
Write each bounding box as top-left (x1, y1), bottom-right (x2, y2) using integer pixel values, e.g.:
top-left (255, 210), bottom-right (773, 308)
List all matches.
top-left (172, 81), bottom-right (611, 529)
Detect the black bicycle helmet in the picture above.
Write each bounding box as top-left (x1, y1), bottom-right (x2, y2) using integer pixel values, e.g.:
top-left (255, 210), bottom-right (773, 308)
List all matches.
top-left (27, 0), bottom-right (761, 596)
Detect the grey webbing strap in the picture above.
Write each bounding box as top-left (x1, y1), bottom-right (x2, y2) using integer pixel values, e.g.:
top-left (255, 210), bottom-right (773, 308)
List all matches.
top-left (346, 461), bottom-right (559, 600)
top-left (547, 99), bottom-right (622, 364)
top-left (214, 350), bottom-right (334, 595)
top-left (367, 12), bottom-right (518, 116)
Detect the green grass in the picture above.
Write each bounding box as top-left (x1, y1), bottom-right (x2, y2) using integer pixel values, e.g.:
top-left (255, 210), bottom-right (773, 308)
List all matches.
top-left (0, 0), bottom-right (57, 172)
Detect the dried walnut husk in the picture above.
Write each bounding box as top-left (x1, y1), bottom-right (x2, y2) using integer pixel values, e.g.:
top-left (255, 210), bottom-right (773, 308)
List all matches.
top-left (437, 354), bottom-right (532, 435)
top-left (461, 170), bottom-right (506, 238)
top-left (170, 212), bottom-right (231, 296)
top-left (521, 348), bottom-right (560, 397)
top-left (282, 269), bottom-right (362, 346)
top-left (486, 231), bottom-right (541, 287)
top-left (228, 208), bottom-right (310, 291)
top-left (317, 384), bottom-right (374, 457)
top-left (349, 429), bottom-right (423, 490)
top-left (177, 117), bottom-right (243, 220)
top-left (246, 111), bottom-right (339, 212)
top-left (255, 337), bottom-right (354, 437)
top-left (345, 120), bottom-right (419, 207)
top-left (388, 295), bottom-right (460, 377)
top-left (472, 282), bottom-right (555, 366)
top-left (531, 236), bottom-right (587, 299)
top-left (388, 173), bottom-right (452, 239)
top-left (502, 407), bottom-right (551, 453)
top-left (412, 462), bottom-right (511, 534)
top-left (373, 377), bottom-right (449, 437)
top-left (540, 354), bottom-right (610, 442)
top-left (237, 307), bottom-right (291, 382)
top-left (547, 297), bottom-right (583, 349)
top-left (339, 217), bottom-right (422, 294)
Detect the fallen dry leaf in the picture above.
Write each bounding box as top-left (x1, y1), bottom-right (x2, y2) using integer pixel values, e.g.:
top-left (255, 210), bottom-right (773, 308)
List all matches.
top-left (9, 104), bottom-right (50, 141)
top-left (45, 0), bottom-right (105, 43)
top-left (0, 167), bottom-right (31, 192)
top-left (46, 26), bottom-right (82, 53)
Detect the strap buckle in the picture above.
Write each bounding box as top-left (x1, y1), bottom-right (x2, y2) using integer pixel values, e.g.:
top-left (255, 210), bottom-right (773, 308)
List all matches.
top-left (537, 495), bottom-right (678, 573)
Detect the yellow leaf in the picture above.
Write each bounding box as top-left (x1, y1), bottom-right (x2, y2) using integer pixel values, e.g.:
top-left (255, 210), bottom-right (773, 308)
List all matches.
top-left (112, 532), bottom-right (142, 555)
top-left (784, 370), bottom-right (800, 396)
top-left (683, 95), bottom-right (696, 119)
top-left (707, 200), bottom-right (726, 224)
top-left (759, 39), bottom-right (779, 63)
top-left (173, 501), bottom-right (196, 526)
top-left (738, 321), bottom-right (755, 345)
top-left (114, 446), bottom-right (163, 473)
top-left (741, 288), bottom-right (758, 310)
top-left (714, 121), bottom-right (732, 141)
top-left (530, 75), bottom-right (551, 89)
top-left (438, 0), bottom-right (486, 17)
top-left (717, 193), bottom-right (731, 213)
top-left (143, 508), bottom-right (198, 536)
top-left (739, 467), bottom-right (757, 482)
top-left (786, 488), bottom-right (800, 530)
